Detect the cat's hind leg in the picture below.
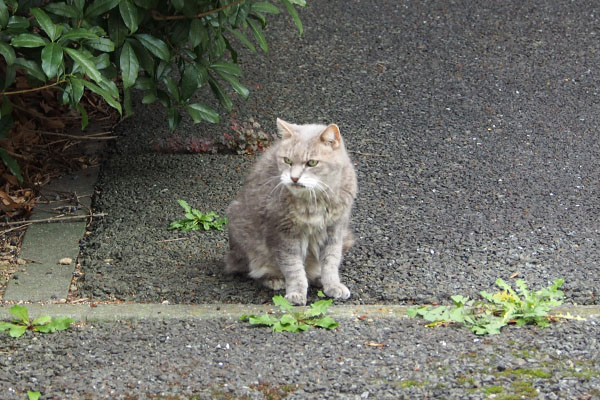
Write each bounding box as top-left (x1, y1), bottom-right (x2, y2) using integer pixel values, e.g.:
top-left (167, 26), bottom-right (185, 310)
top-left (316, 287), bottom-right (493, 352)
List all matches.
top-left (224, 237), bottom-right (249, 274)
top-left (246, 251), bottom-right (285, 291)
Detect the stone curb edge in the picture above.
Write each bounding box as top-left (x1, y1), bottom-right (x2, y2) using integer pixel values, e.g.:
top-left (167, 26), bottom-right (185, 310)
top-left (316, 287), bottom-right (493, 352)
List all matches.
top-left (0, 303), bottom-right (598, 323)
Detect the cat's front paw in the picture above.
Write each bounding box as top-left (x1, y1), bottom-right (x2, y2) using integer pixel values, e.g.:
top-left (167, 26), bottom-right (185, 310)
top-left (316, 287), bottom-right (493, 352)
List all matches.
top-left (285, 292), bottom-right (307, 306)
top-left (323, 283), bottom-right (351, 300)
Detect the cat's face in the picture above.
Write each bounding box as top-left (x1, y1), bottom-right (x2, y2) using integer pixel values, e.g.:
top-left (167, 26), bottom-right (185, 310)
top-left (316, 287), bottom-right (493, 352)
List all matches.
top-left (275, 119), bottom-right (346, 197)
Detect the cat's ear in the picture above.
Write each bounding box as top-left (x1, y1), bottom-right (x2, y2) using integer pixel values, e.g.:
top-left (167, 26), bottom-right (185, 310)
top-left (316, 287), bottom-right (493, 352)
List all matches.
top-left (320, 124), bottom-right (341, 149)
top-left (277, 118), bottom-right (295, 140)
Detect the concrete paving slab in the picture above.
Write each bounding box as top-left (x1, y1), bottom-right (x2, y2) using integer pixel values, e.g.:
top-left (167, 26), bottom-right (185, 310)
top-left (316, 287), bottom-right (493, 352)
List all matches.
top-left (3, 168), bottom-right (99, 302)
top-left (0, 303), bottom-right (597, 323)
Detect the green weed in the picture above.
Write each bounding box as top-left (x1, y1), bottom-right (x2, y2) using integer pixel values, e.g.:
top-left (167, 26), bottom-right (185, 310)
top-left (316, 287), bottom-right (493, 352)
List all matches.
top-left (407, 278), bottom-right (569, 335)
top-left (240, 291), bottom-right (338, 332)
top-left (0, 305), bottom-right (74, 338)
top-left (168, 200), bottom-right (227, 231)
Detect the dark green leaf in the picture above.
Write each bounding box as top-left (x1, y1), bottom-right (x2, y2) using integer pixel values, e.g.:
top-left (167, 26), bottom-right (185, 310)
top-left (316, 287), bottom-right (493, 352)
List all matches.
top-left (44, 2), bottom-right (79, 18)
top-left (84, 37), bottom-right (115, 52)
top-left (119, 0), bottom-right (138, 34)
top-left (41, 42), bottom-right (63, 79)
top-left (249, 11), bottom-right (266, 28)
top-left (107, 10), bottom-right (127, 47)
top-left (251, 2), bottom-right (280, 14)
top-left (94, 53), bottom-right (111, 70)
top-left (119, 41), bottom-right (139, 89)
top-left (134, 33), bottom-right (170, 61)
top-left (133, 76), bottom-right (154, 90)
top-left (208, 76), bottom-right (232, 112)
top-left (2, 64), bottom-right (15, 89)
top-left (168, 107), bottom-right (181, 131)
top-left (11, 33), bottom-right (47, 48)
top-left (128, 38), bottom-right (154, 75)
top-left (98, 78), bottom-right (119, 100)
top-left (64, 47), bottom-right (102, 83)
top-left (210, 61), bottom-right (242, 77)
top-left (247, 18), bottom-right (268, 53)
top-left (133, 0), bottom-right (158, 9)
top-left (0, 147), bottom-right (23, 184)
top-left (210, 30), bottom-right (226, 61)
top-left (171, 0), bottom-right (184, 11)
top-left (9, 304), bottom-right (29, 324)
top-left (14, 58), bottom-right (46, 81)
top-left (30, 8), bottom-right (58, 41)
top-left (0, 41), bottom-right (16, 65)
top-left (180, 63), bottom-right (200, 101)
top-left (84, 0), bottom-right (119, 18)
top-left (73, 0), bottom-right (85, 12)
top-left (281, 0), bottom-right (302, 36)
top-left (215, 71), bottom-right (249, 100)
top-left (141, 91), bottom-right (156, 104)
top-left (59, 28), bottom-right (99, 43)
top-left (77, 103), bottom-right (88, 130)
top-left (7, 16), bottom-right (30, 31)
top-left (164, 77), bottom-right (180, 103)
top-left (226, 27), bottom-right (256, 53)
top-left (231, 1), bottom-right (250, 27)
top-left (0, 0), bottom-right (8, 29)
top-left (186, 103), bottom-right (219, 124)
top-left (189, 19), bottom-right (208, 49)
top-left (82, 80), bottom-right (122, 114)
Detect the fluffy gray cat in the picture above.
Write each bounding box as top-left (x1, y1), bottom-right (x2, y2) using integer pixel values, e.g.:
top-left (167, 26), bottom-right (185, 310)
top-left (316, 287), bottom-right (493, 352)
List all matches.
top-left (225, 118), bottom-right (357, 305)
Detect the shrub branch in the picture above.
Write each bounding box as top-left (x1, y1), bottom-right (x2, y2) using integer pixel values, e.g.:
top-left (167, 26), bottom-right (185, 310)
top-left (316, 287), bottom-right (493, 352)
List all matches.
top-left (150, 0), bottom-right (245, 21)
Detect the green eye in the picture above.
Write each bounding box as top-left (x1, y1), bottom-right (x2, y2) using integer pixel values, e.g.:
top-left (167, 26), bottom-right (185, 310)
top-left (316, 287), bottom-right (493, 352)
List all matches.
top-left (283, 157), bottom-right (292, 165)
top-left (307, 160), bottom-right (318, 167)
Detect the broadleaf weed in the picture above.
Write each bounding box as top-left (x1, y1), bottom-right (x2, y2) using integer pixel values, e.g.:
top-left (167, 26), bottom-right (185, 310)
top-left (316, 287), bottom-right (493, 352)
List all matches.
top-left (408, 278), bottom-right (572, 335)
top-left (240, 291), bottom-right (339, 332)
top-left (0, 305), bottom-right (74, 338)
top-left (168, 200), bottom-right (227, 231)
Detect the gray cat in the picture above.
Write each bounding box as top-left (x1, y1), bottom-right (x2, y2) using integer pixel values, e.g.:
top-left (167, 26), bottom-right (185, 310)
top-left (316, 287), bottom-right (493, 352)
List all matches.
top-left (225, 118), bottom-right (357, 305)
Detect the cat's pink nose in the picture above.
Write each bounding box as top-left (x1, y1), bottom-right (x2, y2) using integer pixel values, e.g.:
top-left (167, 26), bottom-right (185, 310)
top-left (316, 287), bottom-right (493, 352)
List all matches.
top-left (291, 176), bottom-right (299, 183)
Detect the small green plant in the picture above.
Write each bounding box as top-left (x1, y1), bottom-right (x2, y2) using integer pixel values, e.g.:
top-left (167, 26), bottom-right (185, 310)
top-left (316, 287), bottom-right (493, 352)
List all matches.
top-left (240, 291), bottom-right (338, 332)
top-left (27, 391), bottom-right (41, 400)
top-left (407, 278), bottom-right (567, 335)
top-left (168, 199), bottom-right (227, 231)
top-left (0, 305), bottom-right (74, 338)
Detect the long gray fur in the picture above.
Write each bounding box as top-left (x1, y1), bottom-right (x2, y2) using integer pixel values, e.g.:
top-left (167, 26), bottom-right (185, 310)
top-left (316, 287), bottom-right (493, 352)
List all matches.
top-left (225, 118), bottom-right (357, 305)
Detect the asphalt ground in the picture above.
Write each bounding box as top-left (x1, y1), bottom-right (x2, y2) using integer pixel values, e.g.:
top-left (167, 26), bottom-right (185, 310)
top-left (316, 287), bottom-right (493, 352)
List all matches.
top-left (2, 0), bottom-right (600, 399)
top-left (76, 0), bottom-right (600, 306)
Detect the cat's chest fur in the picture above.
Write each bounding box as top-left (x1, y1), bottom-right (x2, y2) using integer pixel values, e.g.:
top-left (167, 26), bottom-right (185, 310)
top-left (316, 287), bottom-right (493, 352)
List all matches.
top-left (284, 194), bottom-right (346, 235)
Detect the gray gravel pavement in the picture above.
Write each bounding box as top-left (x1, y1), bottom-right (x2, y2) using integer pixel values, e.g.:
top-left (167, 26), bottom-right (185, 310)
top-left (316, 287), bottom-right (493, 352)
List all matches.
top-left (1, 316), bottom-right (599, 399)
top-left (77, 0), bottom-right (600, 306)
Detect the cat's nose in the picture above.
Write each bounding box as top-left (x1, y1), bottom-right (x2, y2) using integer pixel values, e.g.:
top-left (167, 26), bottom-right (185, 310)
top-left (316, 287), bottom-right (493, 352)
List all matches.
top-left (291, 176), bottom-right (299, 183)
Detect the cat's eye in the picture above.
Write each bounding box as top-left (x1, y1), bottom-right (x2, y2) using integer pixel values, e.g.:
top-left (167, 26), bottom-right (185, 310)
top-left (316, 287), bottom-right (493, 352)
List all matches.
top-left (306, 160), bottom-right (318, 167)
top-left (283, 157), bottom-right (292, 165)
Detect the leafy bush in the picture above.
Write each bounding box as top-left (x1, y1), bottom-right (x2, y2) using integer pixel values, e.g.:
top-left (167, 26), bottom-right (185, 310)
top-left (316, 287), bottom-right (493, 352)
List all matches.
top-left (0, 0), bottom-right (305, 182)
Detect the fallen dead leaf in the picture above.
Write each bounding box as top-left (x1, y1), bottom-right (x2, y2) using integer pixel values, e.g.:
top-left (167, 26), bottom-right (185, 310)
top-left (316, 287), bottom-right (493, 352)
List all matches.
top-left (364, 341), bottom-right (386, 348)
